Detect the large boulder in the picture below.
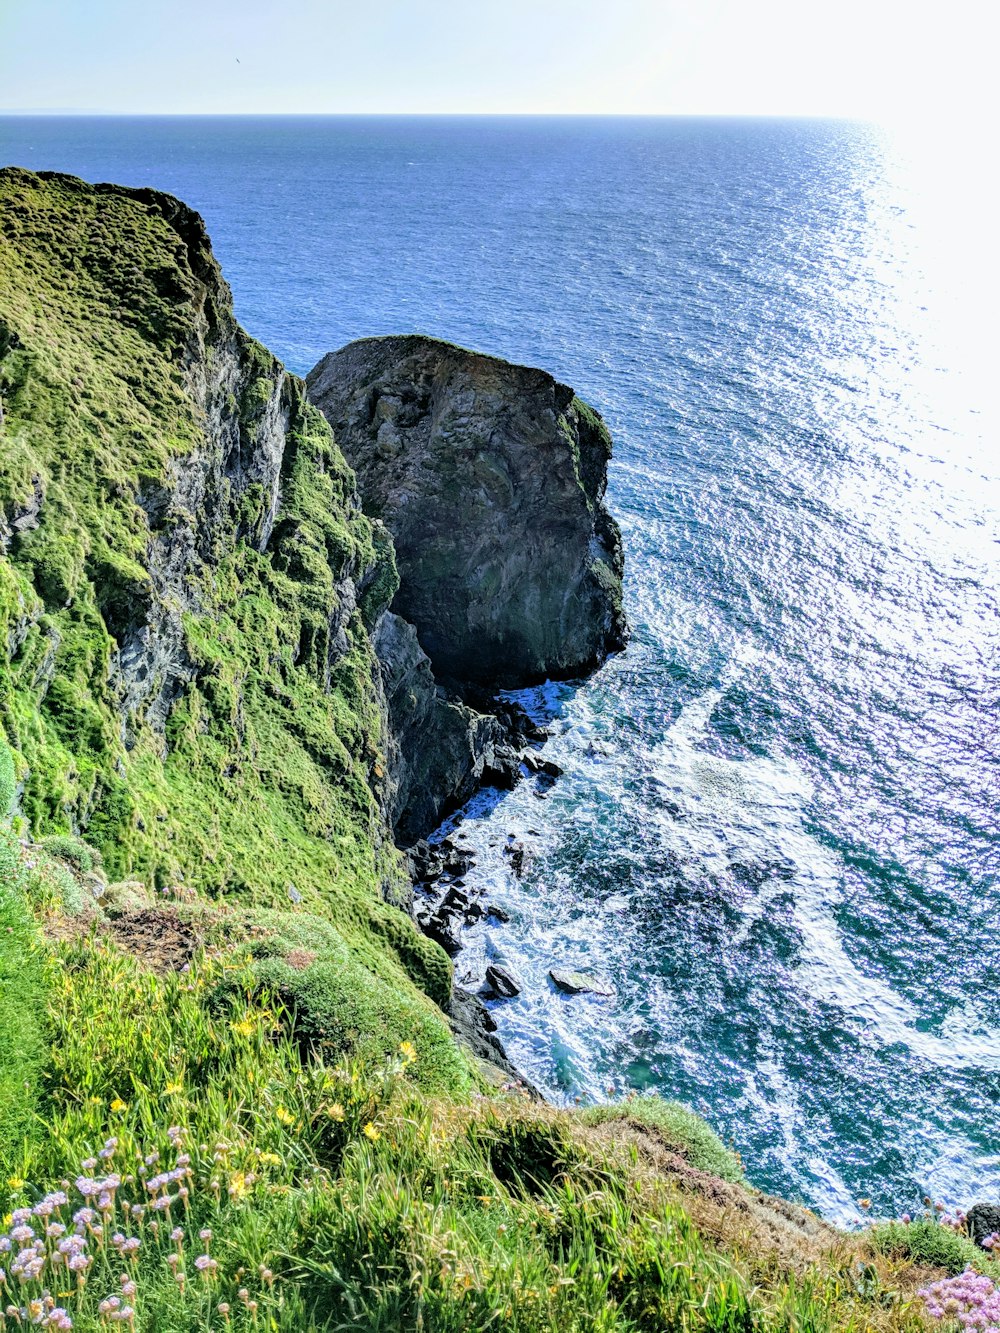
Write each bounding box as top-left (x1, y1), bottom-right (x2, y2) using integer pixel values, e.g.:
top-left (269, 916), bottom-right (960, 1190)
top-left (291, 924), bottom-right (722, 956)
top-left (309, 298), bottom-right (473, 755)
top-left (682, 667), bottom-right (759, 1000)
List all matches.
top-left (307, 336), bottom-right (628, 688)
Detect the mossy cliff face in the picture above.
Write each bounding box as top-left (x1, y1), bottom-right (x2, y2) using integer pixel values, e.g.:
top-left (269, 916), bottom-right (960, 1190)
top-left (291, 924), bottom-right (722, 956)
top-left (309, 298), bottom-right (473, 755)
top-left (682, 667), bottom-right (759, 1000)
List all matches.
top-left (0, 167), bottom-right (454, 1023)
top-left (307, 335), bottom-right (629, 689)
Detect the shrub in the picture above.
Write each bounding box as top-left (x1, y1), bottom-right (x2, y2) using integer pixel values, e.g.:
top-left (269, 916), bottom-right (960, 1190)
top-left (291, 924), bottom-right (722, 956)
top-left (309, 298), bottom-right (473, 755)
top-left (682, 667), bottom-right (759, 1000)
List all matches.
top-left (870, 1216), bottom-right (1000, 1281)
top-left (578, 1095), bottom-right (746, 1184)
top-left (37, 833), bottom-right (104, 876)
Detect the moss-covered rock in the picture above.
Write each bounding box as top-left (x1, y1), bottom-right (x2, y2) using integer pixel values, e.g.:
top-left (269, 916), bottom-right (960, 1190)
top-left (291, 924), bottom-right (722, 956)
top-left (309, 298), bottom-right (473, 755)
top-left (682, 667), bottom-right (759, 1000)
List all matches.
top-left (0, 168), bottom-right (458, 1076)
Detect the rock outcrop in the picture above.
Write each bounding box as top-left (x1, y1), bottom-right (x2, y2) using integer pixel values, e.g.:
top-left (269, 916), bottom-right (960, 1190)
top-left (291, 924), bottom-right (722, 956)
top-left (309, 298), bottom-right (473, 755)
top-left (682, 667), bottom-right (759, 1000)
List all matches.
top-left (373, 611), bottom-right (522, 845)
top-left (307, 336), bottom-right (628, 689)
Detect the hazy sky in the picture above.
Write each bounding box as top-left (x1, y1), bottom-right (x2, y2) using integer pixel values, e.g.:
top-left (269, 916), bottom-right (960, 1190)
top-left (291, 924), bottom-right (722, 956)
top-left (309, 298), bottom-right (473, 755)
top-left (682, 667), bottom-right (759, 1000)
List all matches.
top-left (0, 0), bottom-right (986, 119)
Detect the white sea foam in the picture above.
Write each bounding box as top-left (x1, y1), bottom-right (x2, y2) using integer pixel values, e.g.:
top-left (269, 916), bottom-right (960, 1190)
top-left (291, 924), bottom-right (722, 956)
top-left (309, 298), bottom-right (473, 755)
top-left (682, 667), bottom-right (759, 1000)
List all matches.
top-left (652, 687), bottom-right (1000, 1071)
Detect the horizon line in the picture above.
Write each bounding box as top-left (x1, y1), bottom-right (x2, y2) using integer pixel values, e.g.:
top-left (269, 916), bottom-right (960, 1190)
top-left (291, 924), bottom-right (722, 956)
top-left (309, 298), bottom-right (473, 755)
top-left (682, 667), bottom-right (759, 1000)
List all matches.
top-left (0, 109), bottom-right (873, 121)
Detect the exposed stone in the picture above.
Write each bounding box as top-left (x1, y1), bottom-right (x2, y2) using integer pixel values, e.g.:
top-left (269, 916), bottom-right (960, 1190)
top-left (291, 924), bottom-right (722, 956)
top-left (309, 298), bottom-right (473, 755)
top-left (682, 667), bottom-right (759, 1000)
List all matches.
top-left (549, 968), bottom-right (614, 997)
top-left (522, 753), bottom-right (563, 780)
top-left (307, 335), bottom-right (628, 689)
top-left (448, 987), bottom-right (540, 1093)
top-left (966, 1203), bottom-right (1000, 1249)
top-left (484, 963), bottom-right (522, 999)
top-left (374, 611), bottom-right (524, 843)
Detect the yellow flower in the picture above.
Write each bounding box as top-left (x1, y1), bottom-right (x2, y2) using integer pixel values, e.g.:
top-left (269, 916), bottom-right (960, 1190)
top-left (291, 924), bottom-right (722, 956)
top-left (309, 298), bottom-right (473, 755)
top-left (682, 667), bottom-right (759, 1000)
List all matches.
top-left (275, 1106), bottom-right (296, 1128)
top-left (325, 1103), bottom-right (345, 1122)
top-left (165, 1080), bottom-right (183, 1095)
top-left (233, 1017), bottom-right (256, 1039)
top-left (7, 1176), bottom-right (24, 1191)
top-left (258, 1152), bottom-right (281, 1168)
top-left (398, 1040), bottom-right (417, 1065)
top-left (362, 1122), bottom-right (381, 1142)
top-left (110, 1098), bottom-right (128, 1114)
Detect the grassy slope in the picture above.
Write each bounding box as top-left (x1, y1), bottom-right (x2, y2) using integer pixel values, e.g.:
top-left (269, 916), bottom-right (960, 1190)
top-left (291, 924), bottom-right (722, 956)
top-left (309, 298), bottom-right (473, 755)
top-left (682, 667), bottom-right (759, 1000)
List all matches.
top-left (0, 169), bottom-right (972, 1331)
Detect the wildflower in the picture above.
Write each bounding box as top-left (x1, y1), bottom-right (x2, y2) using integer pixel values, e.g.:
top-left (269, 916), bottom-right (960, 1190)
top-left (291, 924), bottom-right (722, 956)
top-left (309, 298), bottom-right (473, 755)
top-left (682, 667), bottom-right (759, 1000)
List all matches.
top-left (99, 1297), bottom-right (122, 1316)
top-left (324, 1104), bottom-right (345, 1122)
top-left (237, 1289), bottom-right (250, 1305)
top-left (399, 1040), bottom-right (417, 1064)
top-left (218, 1304), bottom-right (230, 1318)
top-left (164, 1082), bottom-right (183, 1095)
top-left (198, 1228), bottom-right (212, 1243)
top-left (363, 1123), bottom-right (381, 1142)
top-left (275, 1107), bottom-right (295, 1128)
top-left (120, 1279), bottom-right (136, 1298)
top-left (170, 1227), bottom-right (184, 1243)
top-left (81, 1159), bottom-right (98, 1172)
top-left (7, 1178), bottom-right (24, 1191)
top-left (194, 1254), bottom-right (217, 1275)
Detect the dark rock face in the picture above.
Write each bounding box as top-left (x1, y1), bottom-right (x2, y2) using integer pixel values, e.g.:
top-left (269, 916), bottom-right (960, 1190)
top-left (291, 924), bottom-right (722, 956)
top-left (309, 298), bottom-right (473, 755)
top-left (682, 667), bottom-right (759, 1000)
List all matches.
top-left (307, 336), bottom-right (628, 689)
top-left (484, 963), bottom-right (522, 999)
top-left (374, 612), bottom-right (523, 844)
top-left (966, 1203), bottom-right (1000, 1248)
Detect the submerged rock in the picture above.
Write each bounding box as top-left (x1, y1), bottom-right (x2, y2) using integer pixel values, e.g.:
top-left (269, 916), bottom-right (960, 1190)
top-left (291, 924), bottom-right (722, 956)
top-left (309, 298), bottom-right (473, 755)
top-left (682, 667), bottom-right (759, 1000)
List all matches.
top-left (307, 335), bottom-right (628, 689)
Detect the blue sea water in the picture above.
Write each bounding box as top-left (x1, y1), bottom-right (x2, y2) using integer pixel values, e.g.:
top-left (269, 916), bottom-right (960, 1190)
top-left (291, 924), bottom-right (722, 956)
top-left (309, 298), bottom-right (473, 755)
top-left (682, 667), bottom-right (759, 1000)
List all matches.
top-left (2, 116), bottom-right (998, 1223)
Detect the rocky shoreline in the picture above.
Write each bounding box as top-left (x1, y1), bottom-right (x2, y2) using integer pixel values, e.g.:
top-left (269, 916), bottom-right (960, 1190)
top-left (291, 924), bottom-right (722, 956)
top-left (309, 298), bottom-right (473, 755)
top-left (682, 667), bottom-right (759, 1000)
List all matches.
top-left (307, 334), bottom-right (628, 1081)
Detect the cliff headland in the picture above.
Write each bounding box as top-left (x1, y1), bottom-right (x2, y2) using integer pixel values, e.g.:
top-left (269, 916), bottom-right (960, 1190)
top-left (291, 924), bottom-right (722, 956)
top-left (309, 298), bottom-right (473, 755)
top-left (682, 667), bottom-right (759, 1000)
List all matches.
top-left (0, 168), bottom-right (991, 1332)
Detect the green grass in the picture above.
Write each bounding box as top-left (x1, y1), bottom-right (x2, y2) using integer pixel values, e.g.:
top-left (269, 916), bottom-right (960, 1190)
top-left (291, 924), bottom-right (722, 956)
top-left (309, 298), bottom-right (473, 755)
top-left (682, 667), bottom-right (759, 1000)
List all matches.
top-left (0, 830), bottom-right (49, 1170)
top-left (577, 1097), bottom-right (746, 1185)
top-left (870, 1216), bottom-right (1000, 1281)
top-left (0, 900), bottom-right (936, 1331)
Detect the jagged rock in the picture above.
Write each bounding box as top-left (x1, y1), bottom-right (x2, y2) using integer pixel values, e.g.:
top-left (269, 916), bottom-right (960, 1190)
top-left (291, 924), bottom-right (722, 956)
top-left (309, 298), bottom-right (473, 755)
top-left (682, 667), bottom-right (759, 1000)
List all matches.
top-left (966, 1203), bottom-right (1000, 1248)
top-left (422, 907), bottom-right (463, 956)
top-left (448, 986), bottom-right (540, 1091)
top-left (523, 753), bottom-right (563, 780)
top-left (374, 611), bottom-right (526, 843)
top-left (485, 903), bottom-right (510, 923)
top-left (484, 963), bottom-right (522, 998)
top-left (307, 335), bottom-right (628, 689)
top-left (549, 968), bottom-right (613, 997)
top-left (504, 840), bottom-right (527, 877)
top-left (0, 472), bottom-right (44, 552)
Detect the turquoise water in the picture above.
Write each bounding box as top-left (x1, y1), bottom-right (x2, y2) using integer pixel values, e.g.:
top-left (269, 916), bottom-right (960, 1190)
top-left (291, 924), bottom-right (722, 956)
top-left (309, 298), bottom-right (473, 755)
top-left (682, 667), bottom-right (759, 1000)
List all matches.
top-left (2, 116), bottom-right (998, 1221)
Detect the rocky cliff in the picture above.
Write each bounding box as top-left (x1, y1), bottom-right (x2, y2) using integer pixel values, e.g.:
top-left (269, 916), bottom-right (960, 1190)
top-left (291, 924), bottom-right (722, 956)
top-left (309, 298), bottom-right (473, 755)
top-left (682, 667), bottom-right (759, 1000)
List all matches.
top-left (0, 167), bottom-right (457, 1042)
top-left (307, 335), bottom-right (628, 689)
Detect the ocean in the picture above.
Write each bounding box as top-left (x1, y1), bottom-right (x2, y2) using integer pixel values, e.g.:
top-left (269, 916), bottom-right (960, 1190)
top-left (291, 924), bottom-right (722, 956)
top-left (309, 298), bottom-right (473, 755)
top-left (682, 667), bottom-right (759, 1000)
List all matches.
top-left (2, 115), bottom-right (997, 1223)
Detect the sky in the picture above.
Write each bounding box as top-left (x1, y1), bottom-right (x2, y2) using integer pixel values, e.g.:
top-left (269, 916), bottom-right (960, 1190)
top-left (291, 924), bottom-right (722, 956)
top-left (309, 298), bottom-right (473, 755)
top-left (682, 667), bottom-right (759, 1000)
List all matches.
top-left (0, 0), bottom-right (989, 120)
